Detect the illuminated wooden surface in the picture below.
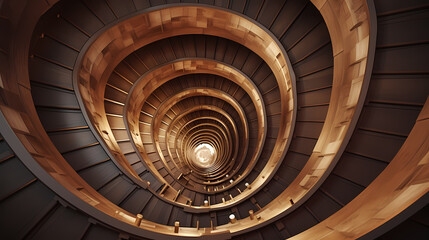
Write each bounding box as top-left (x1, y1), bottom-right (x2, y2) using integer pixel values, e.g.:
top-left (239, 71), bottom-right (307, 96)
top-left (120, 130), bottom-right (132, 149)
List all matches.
top-left (125, 59), bottom-right (265, 197)
top-left (216, 0), bottom-right (375, 234)
top-left (75, 6), bottom-right (295, 203)
top-left (0, 4), bottom-right (294, 237)
top-left (2, 0), bottom-right (426, 239)
top-left (165, 108), bottom-right (240, 187)
top-left (288, 97), bottom-right (429, 239)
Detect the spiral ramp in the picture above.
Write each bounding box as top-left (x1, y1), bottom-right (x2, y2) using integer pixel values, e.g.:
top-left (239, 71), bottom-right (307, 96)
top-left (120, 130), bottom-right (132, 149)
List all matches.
top-left (0, 0), bottom-right (428, 239)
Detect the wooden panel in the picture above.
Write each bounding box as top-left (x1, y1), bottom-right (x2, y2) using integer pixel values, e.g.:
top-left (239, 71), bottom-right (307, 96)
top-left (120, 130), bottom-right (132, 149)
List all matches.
top-left (297, 87), bottom-right (331, 106)
top-left (118, 141), bottom-right (134, 154)
top-left (240, 52), bottom-right (263, 76)
top-left (99, 176), bottom-right (135, 205)
top-left (270, 0), bottom-right (309, 38)
top-left (289, 137), bottom-right (317, 155)
top-left (217, 209), bottom-right (232, 225)
top-left (273, 167), bottom-right (301, 185)
top-left (149, 43), bottom-right (168, 66)
top-left (282, 151), bottom-right (310, 171)
top-left (367, 75), bottom-right (428, 105)
top-left (133, 162), bottom-right (147, 175)
top-left (305, 191), bottom-right (342, 222)
top-left (204, 35), bottom-right (217, 59)
top-left (104, 85), bottom-right (127, 103)
top-left (0, 182), bottom-right (54, 240)
top-left (83, 224), bottom-right (118, 240)
top-left (293, 122), bottom-right (324, 139)
top-left (29, 206), bottom-right (89, 240)
top-left (214, 0), bottom-right (228, 8)
top-left (0, 18), bottom-right (9, 53)
top-left (359, 106), bottom-right (420, 136)
top-left (33, 36), bottom-right (78, 69)
top-left (0, 140), bottom-right (14, 160)
top-left (133, 0), bottom-right (151, 10)
top-left (237, 200), bottom-right (256, 218)
top-left (124, 53), bottom-right (148, 74)
top-left (262, 87), bottom-right (280, 104)
top-left (258, 75), bottom-right (277, 94)
top-left (142, 172), bottom-right (162, 191)
top-left (260, 225), bottom-right (283, 239)
top-left (105, 102), bottom-right (124, 116)
top-left (377, 9), bottom-right (429, 47)
top-left (374, 0), bottom-right (429, 15)
top-left (378, 205), bottom-right (429, 240)
top-left (48, 129), bottom-right (97, 153)
top-left (135, 50), bottom-right (159, 69)
top-left (253, 190), bottom-right (273, 207)
top-left (244, 0), bottom-right (264, 19)
top-left (196, 213), bottom-right (211, 228)
top-left (293, 44), bottom-right (333, 77)
top-left (107, 72), bottom-right (133, 93)
top-left (296, 105), bottom-right (329, 122)
top-left (280, 4), bottom-right (321, 48)
top-left (288, 23), bottom-right (330, 64)
top-left (32, 85), bottom-right (79, 109)
top-left (256, 0), bottom-right (285, 28)
top-left (181, 35), bottom-right (197, 57)
top-left (346, 130), bottom-right (405, 163)
top-left (0, 157), bottom-right (35, 200)
top-left (142, 197), bottom-right (173, 225)
top-left (120, 189), bottom-right (152, 214)
top-left (266, 179), bottom-right (285, 198)
top-left (229, 0), bottom-right (246, 13)
top-left (290, 98), bottom-right (429, 239)
top-left (195, 35), bottom-right (206, 58)
top-left (125, 152), bottom-right (141, 165)
top-left (321, 174), bottom-right (364, 206)
top-left (222, 41), bottom-right (239, 65)
top-left (232, 46), bottom-right (249, 70)
top-left (63, 144), bottom-right (109, 171)
top-left (266, 120), bottom-right (280, 139)
top-left (296, 67), bottom-right (333, 91)
top-left (60, 1), bottom-right (104, 35)
top-left (333, 152), bottom-right (387, 187)
top-left (106, 0), bottom-right (136, 18)
top-left (214, 37), bottom-right (228, 61)
top-left (198, 0), bottom-right (214, 5)
top-left (79, 161), bottom-right (120, 190)
top-left (115, 62), bottom-right (140, 84)
top-left (82, 0), bottom-right (117, 24)
top-left (265, 101), bottom-right (281, 117)
top-left (37, 109), bottom-right (86, 131)
top-left (29, 57), bottom-right (73, 90)
top-left (280, 207), bottom-right (318, 236)
top-left (373, 44), bottom-right (429, 73)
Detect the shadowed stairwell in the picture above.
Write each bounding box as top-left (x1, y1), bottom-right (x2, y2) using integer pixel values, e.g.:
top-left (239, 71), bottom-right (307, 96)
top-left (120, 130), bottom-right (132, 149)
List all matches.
top-left (0, 0), bottom-right (428, 239)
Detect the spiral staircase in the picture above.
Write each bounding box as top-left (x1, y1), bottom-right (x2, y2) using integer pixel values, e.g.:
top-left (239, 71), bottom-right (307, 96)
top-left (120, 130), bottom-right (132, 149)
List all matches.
top-left (0, 0), bottom-right (428, 239)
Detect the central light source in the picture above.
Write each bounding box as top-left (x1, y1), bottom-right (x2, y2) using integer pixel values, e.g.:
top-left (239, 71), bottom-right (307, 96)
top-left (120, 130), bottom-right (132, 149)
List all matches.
top-left (193, 143), bottom-right (216, 168)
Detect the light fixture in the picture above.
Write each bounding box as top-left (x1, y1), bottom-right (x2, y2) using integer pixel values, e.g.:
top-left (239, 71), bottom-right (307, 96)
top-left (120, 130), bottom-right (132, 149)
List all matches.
top-left (229, 214), bottom-right (237, 223)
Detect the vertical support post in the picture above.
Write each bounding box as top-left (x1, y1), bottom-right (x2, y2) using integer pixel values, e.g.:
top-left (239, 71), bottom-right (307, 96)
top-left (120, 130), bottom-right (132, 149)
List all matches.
top-left (174, 221), bottom-right (180, 233)
top-left (249, 210), bottom-right (254, 220)
top-left (135, 214), bottom-right (143, 226)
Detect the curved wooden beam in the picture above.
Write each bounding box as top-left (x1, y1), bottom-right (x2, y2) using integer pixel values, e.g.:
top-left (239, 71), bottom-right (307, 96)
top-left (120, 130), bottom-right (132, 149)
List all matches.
top-left (216, 0), bottom-right (375, 235)
top-left (74, 5), bottom-right (296, 213)
top-left (289, 97), bottom-right (429, 239)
